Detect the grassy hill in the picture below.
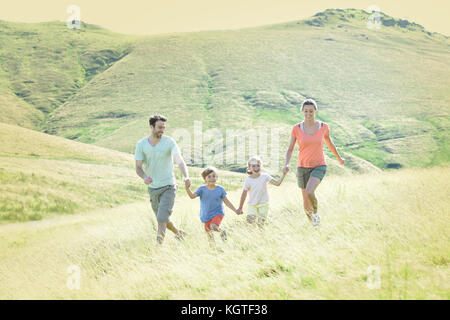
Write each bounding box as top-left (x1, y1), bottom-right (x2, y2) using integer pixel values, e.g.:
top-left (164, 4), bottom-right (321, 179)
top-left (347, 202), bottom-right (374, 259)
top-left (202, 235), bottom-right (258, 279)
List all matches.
top-left (33, 8), bottom-right (449, 172)
top-left (0, 9), bottom-right (448, 299)
top-left (0, 20), bottom-right (135, 128)
top-left (0, 165), bottom-right (448, 299)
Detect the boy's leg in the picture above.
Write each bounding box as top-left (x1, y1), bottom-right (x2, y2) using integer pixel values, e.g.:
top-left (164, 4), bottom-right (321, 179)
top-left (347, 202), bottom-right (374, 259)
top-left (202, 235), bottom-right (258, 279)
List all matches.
top-left (209, 215), bottom-right (226, 241)
top-left (205, 221), bottom-right (216, 247)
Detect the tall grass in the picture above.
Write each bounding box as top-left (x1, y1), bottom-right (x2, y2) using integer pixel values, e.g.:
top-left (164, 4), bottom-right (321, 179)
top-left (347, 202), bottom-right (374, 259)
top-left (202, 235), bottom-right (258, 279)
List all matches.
top-left (0, 166), bottom-right (448, 299)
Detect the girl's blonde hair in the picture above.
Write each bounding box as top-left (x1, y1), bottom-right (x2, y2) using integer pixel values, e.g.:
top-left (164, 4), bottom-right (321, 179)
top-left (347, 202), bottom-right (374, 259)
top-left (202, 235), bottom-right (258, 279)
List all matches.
top-left (246, 156), bottom-right (262, 175)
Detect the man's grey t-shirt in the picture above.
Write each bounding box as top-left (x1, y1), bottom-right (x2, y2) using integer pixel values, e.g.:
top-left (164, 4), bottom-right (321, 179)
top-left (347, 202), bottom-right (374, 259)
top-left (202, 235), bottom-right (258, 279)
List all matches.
top-left (134, 136), bottom-right (180, 188)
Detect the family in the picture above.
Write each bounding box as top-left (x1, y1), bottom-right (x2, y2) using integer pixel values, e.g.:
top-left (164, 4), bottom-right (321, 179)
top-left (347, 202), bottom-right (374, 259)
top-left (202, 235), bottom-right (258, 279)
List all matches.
top-left (135, 99), bottom-right (345, 245)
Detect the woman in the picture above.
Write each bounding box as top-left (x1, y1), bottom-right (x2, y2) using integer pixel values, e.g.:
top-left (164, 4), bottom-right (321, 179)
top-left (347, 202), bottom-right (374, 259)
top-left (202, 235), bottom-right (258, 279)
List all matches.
top-left (283, 99), bottom-right (345, 227)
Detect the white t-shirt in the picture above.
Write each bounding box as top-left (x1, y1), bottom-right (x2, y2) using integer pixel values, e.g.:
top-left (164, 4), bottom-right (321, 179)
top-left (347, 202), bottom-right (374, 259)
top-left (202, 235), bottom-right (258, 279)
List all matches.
top-left (243, 172), bottom-right (273, 205)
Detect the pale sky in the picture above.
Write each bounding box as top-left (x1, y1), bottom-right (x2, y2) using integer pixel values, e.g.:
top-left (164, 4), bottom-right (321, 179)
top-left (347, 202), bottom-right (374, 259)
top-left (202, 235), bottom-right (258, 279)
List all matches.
top-left (1, 0), bottom-right (449, 36)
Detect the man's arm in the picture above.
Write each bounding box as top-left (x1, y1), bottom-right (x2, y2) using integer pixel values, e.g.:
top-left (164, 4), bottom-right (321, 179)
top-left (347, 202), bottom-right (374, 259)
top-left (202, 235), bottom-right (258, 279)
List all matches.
top-left (135, 160), bottom-right (152, 184)
top-left (173, 153), bottom-right (191, 187)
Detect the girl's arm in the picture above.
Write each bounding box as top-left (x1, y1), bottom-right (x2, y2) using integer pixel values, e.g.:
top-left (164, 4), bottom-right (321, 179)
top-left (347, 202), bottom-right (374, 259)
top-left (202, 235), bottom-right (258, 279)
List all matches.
top-left (223, 196), bottom-right (241, 214)
top-left (238, 190), bottom-right (247, 213)
top-left (185, 180), bottom-right (198, 199)
top-left (270, 171), bottom-right (287, 186)
top-left (324, 130), bottom-right (345, 165)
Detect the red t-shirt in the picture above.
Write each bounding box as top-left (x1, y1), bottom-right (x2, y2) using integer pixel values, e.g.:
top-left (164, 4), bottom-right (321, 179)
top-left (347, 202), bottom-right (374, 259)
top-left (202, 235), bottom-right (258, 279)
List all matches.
top-left (291, 121), bottom-right (329, 168)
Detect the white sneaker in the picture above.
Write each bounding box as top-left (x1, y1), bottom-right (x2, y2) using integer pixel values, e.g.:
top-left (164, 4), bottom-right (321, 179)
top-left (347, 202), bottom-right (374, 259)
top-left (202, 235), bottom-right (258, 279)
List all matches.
top-left (311, 213), bottom-right (321, 227)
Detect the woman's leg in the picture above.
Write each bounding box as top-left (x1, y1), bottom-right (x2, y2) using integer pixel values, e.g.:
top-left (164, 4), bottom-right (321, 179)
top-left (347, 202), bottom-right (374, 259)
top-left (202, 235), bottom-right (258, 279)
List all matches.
top-left (305, 177), bottom-right (322, 213)
top-left (301, 188), bottom-right (314, 221)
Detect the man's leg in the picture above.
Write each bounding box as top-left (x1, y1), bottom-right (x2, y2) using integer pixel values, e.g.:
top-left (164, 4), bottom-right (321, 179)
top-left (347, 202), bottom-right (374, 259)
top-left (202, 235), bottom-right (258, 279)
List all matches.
top-left (157, 223), bottom-right (166, 244)
top-left (157, 185), bottom-right (184, 243)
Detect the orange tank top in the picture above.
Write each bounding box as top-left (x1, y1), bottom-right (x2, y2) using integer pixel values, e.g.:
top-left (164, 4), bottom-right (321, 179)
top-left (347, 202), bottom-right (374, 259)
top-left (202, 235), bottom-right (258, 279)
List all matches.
top-left (291, 121), bottom-right (329, 168)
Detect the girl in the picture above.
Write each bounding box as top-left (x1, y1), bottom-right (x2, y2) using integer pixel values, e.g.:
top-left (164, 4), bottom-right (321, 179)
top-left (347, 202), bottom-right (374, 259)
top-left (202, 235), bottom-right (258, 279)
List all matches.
top-left (237, 156), bottom-right (287, 226)
top-left (283, 99), bottom-right (345, 227)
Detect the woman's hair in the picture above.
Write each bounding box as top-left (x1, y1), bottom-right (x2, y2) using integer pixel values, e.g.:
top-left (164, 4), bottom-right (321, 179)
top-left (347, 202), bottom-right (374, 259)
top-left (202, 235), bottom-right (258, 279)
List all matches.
top-left (246, 156), bottom-right (262, 175)
top-left (201, 166), bottom-right (219, 180)
top-left (301, 99), bottom-right (318, 111)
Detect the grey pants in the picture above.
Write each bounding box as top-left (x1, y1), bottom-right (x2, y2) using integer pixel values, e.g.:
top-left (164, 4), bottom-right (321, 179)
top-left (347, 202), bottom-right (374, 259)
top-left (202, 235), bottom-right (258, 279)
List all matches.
top-left (148, 185), bottom-right (177, 223)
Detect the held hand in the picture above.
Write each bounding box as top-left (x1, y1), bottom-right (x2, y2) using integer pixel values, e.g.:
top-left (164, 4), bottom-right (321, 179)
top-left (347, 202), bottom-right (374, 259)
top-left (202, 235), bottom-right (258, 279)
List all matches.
top-left (283, 165), bottom-right (290, 175)
top-left (236, 208), bottom-right (243, 215)
top-left (184, 178), bottom-right (191, 188)
top-left (144, 176), bottom-right (153, 185)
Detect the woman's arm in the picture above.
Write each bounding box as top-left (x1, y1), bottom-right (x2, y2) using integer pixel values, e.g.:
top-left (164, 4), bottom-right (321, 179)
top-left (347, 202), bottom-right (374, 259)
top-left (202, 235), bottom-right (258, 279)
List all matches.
top-left (284, 135), bottom-right (296, 174)
top-left (324, 130), bottom-right (345, 165)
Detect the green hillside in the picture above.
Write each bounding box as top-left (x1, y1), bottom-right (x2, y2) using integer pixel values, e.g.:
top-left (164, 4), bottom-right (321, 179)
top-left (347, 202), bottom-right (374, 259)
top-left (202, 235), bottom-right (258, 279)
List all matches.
top-left (1, 9), bottom-right (449, 172)
top-left (42, 9), bottom-right (449, 172)
top-left (0, 20), bottom-right (134, 128)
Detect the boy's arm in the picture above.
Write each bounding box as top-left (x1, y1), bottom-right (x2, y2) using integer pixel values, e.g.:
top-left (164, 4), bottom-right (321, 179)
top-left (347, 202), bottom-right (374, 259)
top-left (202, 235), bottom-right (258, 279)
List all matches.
top-left (185, 181), bottom-right (197, 199)
top-left (223, 196), bottom-right (240, 214)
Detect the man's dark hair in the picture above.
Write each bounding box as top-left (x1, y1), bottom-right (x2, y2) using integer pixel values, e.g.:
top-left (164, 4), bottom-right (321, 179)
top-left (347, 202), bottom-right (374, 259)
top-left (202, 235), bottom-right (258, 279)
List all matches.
top-left (149, 114), bottom-right (167, 127)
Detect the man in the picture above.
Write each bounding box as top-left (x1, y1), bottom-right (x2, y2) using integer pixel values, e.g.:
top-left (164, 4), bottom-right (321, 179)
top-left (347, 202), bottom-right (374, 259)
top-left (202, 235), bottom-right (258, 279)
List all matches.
top-left (135, 114), bottom-right (191, 244)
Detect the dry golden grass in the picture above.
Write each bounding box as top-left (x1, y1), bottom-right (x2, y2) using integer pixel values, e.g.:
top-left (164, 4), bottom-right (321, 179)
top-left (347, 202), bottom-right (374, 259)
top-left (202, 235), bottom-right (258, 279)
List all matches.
top-left (0, 165), bottom-right (448, 299)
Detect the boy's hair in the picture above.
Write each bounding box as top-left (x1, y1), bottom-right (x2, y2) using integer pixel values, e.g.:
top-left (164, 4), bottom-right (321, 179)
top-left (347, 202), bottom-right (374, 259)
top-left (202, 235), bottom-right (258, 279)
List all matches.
top-left (149, 114), bottom-right (167, 127)
top-left (201, 166), bottom-right (219, 180)
top-left (246, 156), bottom-right (262, 175)
top-left (301, 99), bottom-right (318, 111)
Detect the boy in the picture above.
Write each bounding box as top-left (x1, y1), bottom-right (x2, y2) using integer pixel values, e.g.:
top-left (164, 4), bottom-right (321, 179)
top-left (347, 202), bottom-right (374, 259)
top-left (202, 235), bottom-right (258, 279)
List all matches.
top-left (185, 167), bottom-right (242, 245)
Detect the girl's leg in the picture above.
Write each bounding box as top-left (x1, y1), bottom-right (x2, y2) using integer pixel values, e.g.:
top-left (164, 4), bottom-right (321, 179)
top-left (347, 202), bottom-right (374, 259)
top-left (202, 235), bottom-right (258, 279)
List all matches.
top-left (256, 204), bottom-right (268, 228)
top-left (246, 205), bottom-right (257, 224)
top-left (305, 177), bottom-right (322, 213)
